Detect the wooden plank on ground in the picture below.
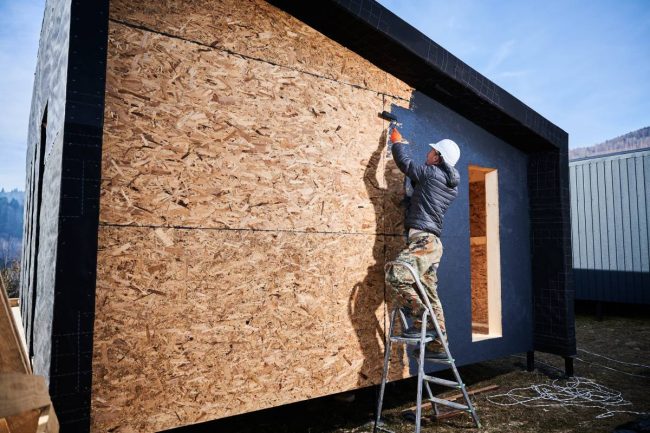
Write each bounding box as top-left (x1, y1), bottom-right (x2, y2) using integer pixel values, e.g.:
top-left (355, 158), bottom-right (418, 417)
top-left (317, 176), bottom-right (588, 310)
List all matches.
top-left (0, 277), bottom-right (30, 374)
top-left (401, 384), bottom-right (499, 423)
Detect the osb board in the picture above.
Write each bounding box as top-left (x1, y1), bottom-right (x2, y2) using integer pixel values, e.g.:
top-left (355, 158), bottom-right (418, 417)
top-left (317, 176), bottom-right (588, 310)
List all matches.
top-left (469, 181), bottom-right (486, 237)
top-left (92, 226), bottom-right (409, 432)
top-left (108, 0), bottom-right (412, 100)
top-left (101, 23), bottom-right (407, 234)
top-left (381, 96), bottom-right (411, 235)
top-left (471, 243), bottom-right (488, 328)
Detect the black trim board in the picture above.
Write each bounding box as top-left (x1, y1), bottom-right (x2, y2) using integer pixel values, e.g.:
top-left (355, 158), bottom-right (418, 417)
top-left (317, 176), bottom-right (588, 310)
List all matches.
top-left (47, 0), bottom-right (109, 430)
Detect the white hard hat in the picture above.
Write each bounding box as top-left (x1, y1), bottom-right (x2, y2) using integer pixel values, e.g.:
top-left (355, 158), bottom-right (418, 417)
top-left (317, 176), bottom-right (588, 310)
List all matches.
top-left (429, 139), bottom-right (460, 167)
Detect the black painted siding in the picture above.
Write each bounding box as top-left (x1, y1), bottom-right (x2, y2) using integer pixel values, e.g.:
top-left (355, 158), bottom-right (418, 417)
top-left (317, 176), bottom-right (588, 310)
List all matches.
top-left (390, 91), bottom-right (534, 368)
top-left (528, 148), bottom-right (576, 356)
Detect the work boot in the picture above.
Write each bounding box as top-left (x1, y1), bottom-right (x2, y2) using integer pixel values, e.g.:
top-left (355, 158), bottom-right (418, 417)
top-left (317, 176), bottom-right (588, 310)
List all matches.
top-left (411, 337), bottom-right (448, 360)
top-left (412, 346), bottom-right (447, 360)
top-left (401, 326), bottom-right (436, 339)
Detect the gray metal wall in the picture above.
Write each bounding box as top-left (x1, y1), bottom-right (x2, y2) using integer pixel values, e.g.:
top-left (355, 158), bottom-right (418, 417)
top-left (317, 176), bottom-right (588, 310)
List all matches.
top-left (570, 149), bottom-right (650, 304)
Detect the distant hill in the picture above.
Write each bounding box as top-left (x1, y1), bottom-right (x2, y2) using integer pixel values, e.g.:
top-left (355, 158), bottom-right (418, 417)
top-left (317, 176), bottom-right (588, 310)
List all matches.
top-left (569, 126), bottom-right (650, 160)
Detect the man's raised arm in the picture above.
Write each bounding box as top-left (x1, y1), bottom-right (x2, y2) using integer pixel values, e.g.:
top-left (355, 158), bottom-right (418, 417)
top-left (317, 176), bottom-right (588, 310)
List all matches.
top-left (390, 127), bottom-right (427, 183)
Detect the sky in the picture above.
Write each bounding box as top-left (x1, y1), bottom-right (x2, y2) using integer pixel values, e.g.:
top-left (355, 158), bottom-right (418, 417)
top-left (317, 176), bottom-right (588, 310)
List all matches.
top-left (377, 0), bottom-right (650, 147)
top-left (0, 0), bottom-right (44, 191)
top-left (0, 0), bottom-right (649, 191)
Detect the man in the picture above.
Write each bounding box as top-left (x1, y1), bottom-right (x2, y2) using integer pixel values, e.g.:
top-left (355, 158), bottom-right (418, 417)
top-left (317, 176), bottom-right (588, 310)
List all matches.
top-left (386, 126), bottom-right (460, 359)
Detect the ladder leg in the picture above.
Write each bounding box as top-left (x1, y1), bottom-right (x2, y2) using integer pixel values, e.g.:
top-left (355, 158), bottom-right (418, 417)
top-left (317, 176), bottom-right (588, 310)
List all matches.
top-left (385, 261), bottom-right (482, 429)
top-left (398, 308), bottom-right (410, 330)
top-left (374, 309), bottom-right (397, 433)
top-left (424, 381), bottom-right (438, 418)
top-left (414, 310), bottom-right (428, 433)
top-left (457, 373), bottom-right (481, 428)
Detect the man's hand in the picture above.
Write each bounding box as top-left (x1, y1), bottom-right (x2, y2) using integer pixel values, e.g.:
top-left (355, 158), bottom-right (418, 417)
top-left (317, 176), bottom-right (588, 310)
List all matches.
top-left (390, 126), bottom-right (407, 144)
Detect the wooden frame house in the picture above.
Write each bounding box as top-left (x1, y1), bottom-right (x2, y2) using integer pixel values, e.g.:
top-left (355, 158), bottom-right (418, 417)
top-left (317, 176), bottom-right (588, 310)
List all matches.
top-left (20, 0), bottom-right (575, 431)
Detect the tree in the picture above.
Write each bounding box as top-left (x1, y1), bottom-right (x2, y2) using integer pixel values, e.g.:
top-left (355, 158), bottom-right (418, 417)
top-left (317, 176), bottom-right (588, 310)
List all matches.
top-left (0, 237), bottom-right (20, 298)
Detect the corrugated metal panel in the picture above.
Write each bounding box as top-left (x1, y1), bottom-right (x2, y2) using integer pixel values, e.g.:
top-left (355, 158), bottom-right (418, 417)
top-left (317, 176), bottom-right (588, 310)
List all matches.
top-left (569, 149), bottom-right (650, 304)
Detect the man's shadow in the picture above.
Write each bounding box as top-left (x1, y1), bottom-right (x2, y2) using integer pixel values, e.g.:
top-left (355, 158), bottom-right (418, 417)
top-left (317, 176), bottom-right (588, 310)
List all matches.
top-left (348, 128), bottom-right (407, 386)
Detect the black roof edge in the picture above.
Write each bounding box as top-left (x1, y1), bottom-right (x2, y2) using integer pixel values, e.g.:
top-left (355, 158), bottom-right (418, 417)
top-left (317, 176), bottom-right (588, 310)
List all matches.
top-left (266, 0), bottom-right (568, 152)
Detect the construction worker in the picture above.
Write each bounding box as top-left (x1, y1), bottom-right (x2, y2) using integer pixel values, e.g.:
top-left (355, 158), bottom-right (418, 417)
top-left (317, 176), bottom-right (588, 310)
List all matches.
top-left (386, 126), bottom-right (460, 359)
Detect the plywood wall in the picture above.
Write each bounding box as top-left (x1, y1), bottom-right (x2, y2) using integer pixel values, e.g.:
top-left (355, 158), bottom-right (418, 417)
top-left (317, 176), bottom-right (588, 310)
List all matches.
top-left (93, 0), bottom-right (413, 431)
top-left (469, 180), bottom-right (488, 330)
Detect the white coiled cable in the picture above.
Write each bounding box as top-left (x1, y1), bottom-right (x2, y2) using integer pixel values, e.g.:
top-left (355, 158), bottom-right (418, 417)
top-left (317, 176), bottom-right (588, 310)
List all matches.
top-left (486, 350), bottom-right (649, 419)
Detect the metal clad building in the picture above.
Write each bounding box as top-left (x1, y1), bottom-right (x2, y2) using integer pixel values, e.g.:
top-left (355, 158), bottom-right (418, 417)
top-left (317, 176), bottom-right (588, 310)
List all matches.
top-left (570, 148), bottom-right (650, 304)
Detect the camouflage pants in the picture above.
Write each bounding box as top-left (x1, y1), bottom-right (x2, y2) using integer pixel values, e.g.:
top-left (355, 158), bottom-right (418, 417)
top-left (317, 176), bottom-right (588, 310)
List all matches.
top-left (386, 232), bottom-right (447, 337)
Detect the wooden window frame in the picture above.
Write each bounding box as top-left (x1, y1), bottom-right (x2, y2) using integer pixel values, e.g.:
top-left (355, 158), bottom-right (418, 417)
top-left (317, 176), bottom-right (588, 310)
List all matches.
top-left (469, 165), bottom-right (502, 341)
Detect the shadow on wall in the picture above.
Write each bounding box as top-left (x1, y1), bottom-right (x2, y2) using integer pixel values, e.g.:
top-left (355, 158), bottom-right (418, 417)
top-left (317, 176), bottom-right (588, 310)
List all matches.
top-left (348, 126), bottom-right (406, 386)
top-left (574, 269), bottom-right (650, 304)
top-left (347, 92), bottom-right (471, 385)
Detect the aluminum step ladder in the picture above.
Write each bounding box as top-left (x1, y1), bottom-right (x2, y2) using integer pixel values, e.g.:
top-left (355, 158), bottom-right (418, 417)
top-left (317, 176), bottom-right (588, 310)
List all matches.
top-left (374, 260), bottom-right (481, 433)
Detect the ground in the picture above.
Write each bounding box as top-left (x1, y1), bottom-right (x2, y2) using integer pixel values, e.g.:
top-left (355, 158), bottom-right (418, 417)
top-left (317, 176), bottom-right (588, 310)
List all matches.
top-left (333, 309), bottom-right (650, 433)
top-left (185, 307), bottom-right (649, 433)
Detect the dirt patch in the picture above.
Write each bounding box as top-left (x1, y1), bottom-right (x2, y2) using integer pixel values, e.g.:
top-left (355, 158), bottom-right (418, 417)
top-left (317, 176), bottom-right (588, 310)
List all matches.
top-left (331, 311), bottom-right (650, 433)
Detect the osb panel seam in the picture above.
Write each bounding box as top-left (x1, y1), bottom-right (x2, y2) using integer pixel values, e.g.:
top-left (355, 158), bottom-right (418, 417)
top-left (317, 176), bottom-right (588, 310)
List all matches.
top-left (98, 221), bottom-right (406, 238)
top-left (92, 225), bottom-right (409, 432)
top-left (100, 23), bottom-right (408, 233)
top-left (95, 18), bottom-right (413, 431)
top-left (108, 18), bottom-right (410, 103)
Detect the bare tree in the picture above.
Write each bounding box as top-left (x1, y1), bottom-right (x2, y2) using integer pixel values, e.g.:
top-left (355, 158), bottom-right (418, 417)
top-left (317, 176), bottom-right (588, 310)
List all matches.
top-left (0, 237), bottom-right (21, 298)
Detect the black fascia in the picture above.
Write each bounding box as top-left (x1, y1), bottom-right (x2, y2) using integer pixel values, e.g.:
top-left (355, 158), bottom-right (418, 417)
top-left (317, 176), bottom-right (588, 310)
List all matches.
top-left (265, 0), bottom-right (568, 152)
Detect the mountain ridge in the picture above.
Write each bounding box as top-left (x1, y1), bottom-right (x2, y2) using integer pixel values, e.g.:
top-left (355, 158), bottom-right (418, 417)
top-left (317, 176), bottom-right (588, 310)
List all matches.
top-left (570, 126), bottom-right (650, 160)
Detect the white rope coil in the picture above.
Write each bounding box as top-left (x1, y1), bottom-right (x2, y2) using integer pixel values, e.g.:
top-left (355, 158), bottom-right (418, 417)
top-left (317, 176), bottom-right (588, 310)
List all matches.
top-left (487, 376), bottom-right (646, 419)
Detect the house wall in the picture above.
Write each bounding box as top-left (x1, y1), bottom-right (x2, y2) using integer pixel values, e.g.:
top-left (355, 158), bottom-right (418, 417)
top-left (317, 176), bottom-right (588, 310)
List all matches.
top-left (20, 0), bottom-right (110, 430)
top-left (93, 0), bottom-right (531, 431)
top-left (93, 1), bottom-right (410, 431)
top-left (19, 0), bottom-right (70, 380)
top-left (570, 149), bottom-right (650, 304)
top-left (387, 94), bottom-right (532, 366)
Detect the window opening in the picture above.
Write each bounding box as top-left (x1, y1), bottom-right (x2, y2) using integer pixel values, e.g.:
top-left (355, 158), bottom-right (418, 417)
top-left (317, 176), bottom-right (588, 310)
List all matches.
top-left (28, 105), bottom-right (47, 357)
top-left (469, 165), bottom-right (502, 341)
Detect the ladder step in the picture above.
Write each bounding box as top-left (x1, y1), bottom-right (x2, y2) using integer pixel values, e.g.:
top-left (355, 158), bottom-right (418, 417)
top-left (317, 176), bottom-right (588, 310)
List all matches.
top-left (408, 352), bottom-right (454, 364)
top-left (428, 396), bottom-right (471, 412)
top-left (423, 375), bottom-right (463, 389)
top-left (389, 335), bottom-right (436, 344)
